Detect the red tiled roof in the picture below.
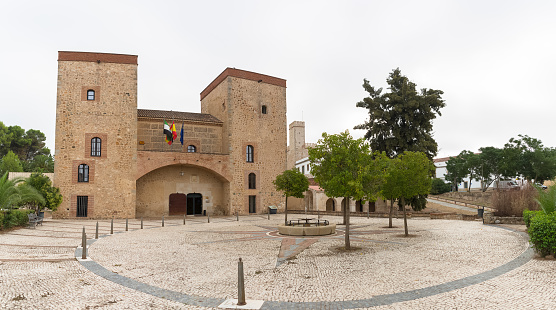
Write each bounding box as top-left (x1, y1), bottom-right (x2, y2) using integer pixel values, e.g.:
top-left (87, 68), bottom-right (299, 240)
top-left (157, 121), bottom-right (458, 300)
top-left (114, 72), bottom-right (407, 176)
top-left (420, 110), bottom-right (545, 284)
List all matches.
top-left (137, 109), bottom-right (222, 124)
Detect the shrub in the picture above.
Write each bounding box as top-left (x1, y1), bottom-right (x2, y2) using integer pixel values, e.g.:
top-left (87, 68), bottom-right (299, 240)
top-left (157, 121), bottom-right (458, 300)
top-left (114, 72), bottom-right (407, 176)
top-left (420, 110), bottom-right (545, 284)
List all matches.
top-left (523, 209), bottom-right (543, 228)
top-left (529, 213), bottom-right (556, 257)
top-left (1, 209), bottom-right (34, 229)
top-left (431, 178), bottom-right (451, 195)
top-left (492, 185), bottom-right (538, 216)
top-left (534, 184), bottom-right (556, 214)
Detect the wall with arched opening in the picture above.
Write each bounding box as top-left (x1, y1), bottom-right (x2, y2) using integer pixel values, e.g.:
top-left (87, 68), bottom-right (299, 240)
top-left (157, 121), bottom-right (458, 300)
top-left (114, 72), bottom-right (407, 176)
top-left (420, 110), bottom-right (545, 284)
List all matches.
top-left (136, 164), bottom-right (229, 217)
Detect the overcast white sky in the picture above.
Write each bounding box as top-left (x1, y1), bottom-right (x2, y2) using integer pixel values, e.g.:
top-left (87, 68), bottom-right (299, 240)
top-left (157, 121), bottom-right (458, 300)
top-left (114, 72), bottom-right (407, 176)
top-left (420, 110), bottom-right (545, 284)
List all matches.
top-left (1, 0), bottom-right (555, 159)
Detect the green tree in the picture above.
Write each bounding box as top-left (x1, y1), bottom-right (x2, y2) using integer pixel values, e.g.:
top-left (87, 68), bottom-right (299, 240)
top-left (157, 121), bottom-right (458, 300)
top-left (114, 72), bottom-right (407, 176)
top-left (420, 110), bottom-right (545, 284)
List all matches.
top-left (503, 135), bottom-right (556, 183)
top-left (0, 151), bottom-right (24, 176)
top-left (273, 168), bottom-right (309, 225)
top-left (24, 154), bottom-right (54, 173)
top-left (461, 151), bottom-right (480, 192)
top-left (445, 153), bottom-right (468, 192)
top-left (0, 172), bottom-right (44, 210)
top-left (23, 173), bottom-right (62, 213)
top-left (354, 68), bottom-right (446, 160)
top-left (431, 178), bottom-right (451, 195)
top-left (476, 147), bottom-right (503, 191)
top-left (309, 131), bottom-right (386, 249)
top-left (384, 151), bottom-right (434, 236)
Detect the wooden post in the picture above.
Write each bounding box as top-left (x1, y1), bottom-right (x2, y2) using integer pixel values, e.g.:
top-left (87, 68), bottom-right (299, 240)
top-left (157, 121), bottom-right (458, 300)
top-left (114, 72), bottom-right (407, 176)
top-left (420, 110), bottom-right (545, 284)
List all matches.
top-left (237, 258), bottom-right (246, 306)
top-left (81, 227), bottom-right (87, 259)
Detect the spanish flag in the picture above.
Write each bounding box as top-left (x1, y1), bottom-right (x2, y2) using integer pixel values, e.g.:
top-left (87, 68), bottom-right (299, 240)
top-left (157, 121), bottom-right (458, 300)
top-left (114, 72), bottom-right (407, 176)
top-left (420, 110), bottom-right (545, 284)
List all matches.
top-left (171, 122), bottom-right (178, 142)
top-left (164, 120), bottom-right (173, 145)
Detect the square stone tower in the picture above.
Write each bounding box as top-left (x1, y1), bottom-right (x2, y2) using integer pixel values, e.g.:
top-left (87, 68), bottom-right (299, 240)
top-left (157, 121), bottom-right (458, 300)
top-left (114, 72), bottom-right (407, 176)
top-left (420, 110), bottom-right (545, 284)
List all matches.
top-left (200, 68), bottom-right (287, 214)
top-left (54, 51), bottom-right (138, 219)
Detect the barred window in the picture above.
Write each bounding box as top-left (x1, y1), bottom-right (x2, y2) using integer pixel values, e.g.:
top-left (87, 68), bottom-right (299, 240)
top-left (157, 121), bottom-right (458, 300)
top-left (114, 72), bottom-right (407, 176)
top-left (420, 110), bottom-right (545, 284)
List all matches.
top-left (91, 137), bottom-right (101, 157)
top-left (78, 164), bottom-right (89, 182)
top-left (77, 196), bottom-right (88, 217)
top-left (262, 105), bottom-right (267, 114)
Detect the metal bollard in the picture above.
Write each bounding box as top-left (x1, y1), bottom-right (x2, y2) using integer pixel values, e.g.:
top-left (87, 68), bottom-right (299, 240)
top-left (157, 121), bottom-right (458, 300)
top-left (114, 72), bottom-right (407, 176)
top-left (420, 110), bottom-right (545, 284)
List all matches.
top-left (81, 227), bottom-right (87, 259)
top-left (268, 211), bottom-right (270, 220)
top-left (367, 207), bottom-right (370, 219)
top-left (141, 217), bottom-right (143, 229)
top-left (184, 214), bottom-right (186, 225)
top-left (110, 218), bottom-right (114, 234)
top-left (95, 222), bottom-right (99, 239)
top-left (236, 211), bottom-right (239, 221)
top-left (162, 215), bottom-right (164, 227)
top-left (208, 215), bottom-right (210, 223)
top-left (237, 258), bottom-right (246, 306)
top-left (125, 218), bottom-right (129, 231)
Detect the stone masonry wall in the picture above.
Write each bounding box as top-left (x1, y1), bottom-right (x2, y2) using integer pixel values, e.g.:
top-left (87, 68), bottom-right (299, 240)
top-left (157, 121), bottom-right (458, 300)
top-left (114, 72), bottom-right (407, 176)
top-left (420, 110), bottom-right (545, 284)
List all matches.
top-left (202, 71), bottom-right (287, 214)
top-left (137, 119), bottom-right (222, 154)
top-left (54, 52), bottom-right (137, 219)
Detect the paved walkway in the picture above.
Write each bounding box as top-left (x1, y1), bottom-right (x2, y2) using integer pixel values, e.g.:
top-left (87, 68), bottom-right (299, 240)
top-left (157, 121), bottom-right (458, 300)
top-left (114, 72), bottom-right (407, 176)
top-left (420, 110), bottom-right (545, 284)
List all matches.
top-left (1, 214), bottom-right (555, 309)
top-left (426, 198), bottom-right (479, 213)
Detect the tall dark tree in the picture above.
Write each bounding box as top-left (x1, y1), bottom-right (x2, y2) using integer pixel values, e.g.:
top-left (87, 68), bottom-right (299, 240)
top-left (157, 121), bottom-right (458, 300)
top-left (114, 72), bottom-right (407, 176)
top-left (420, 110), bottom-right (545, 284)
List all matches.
top-left (354, 68), bottom-right (446, 160)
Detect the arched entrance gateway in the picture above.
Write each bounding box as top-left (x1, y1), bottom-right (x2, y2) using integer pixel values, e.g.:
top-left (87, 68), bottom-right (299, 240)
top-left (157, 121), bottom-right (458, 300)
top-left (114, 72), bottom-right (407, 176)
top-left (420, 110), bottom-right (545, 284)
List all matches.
top-left (326, 198), bottom-right (335, 212)
top-left (136, 164), bottom-right (229, 218)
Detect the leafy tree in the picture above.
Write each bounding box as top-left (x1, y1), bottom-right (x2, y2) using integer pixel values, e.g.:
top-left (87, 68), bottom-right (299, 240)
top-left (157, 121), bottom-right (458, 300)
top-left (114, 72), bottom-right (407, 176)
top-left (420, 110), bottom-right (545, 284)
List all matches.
top-left (384, 151), bottom-right (434, 236)
top-left (355, 68), bottom-right (446, 160)
top-left (431, 178), bottom-right (451, 195)
top-left (445, 153), bottom-right (467, 192)
top-left (0, 121), bottom-right (50, 165)
top-left (24, 154), bottom-right (54, 173)
top-left (0, 151), bottom-right (24, 176)
top-left (309, 131), bottom-right (387, 249)
top-left (461, 151), bottom-right (480, 192)
top-left (0, 172), bottom-right (44, 210)
top-left (476, 147), bottom-right (503, 191)
top-left (503, 135), bottom-right (556, 183)
top-left (23, 173), bottom-right (62, 212)
top-left (273, 168), bottom-right (309, 225)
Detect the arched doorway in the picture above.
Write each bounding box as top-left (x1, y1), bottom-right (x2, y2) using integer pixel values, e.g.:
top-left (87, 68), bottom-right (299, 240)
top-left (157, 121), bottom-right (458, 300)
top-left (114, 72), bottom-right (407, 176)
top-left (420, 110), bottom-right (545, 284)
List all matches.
top-left (326, 198), bottom-right (335, 212)
top-left (356, 200), bottom-right (363, 212)
top-left (341, 198), bottom-right (349, 212)
top-left (369, 201), bottom-right (376, 212)
top-left (187, 193), bottom-right (203, 215)
top-left (169, 193), bottom-right (187, 215)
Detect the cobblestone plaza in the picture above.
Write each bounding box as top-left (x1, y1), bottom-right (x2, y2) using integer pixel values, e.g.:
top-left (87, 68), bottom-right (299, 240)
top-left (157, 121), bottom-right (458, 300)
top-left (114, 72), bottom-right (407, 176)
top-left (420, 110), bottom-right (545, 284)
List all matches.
top-left (1, 214), bottom-right (555, 309)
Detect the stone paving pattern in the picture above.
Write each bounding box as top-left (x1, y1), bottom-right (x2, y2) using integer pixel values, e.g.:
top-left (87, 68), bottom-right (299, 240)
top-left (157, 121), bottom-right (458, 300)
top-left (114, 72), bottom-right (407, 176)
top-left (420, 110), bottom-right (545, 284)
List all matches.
top-left (1, 214), bottom-right (555, 309)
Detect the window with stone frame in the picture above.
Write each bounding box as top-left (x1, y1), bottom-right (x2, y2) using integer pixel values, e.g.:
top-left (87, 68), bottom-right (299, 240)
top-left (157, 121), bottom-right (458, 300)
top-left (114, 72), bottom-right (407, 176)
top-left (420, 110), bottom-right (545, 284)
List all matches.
top-left (91, 137), bottom-right (101, 157)
top-left (78, 164), bottom-right (89, 182)
top-left (246, 145), bottom-right (254, 163)
top-left (248, 173), bottom-right (256, 189)
top-left (187, 145), bottom-right (196, 153)
top-left (87, 89), bottom-right (95, 100)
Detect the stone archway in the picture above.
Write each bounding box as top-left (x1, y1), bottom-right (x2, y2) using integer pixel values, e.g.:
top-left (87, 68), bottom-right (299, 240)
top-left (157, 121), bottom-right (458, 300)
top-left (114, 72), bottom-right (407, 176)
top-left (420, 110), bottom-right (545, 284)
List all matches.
top-left (136, 164), bottom-right (229, 218)
top-left (326, 198), bottom-right (335, 212)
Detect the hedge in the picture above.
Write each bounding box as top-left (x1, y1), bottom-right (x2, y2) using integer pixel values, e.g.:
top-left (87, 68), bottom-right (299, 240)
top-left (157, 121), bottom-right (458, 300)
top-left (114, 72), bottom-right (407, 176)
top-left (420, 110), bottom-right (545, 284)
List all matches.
top-left (523, 210), bottom-right (543, 229)
top-left (529, 213), bottom-right (556, 257)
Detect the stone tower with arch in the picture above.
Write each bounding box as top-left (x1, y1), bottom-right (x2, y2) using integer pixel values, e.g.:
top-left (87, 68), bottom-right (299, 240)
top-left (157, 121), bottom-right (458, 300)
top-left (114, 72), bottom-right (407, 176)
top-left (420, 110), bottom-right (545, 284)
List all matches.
top-left (54, 52), bottom-right (287, 219)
